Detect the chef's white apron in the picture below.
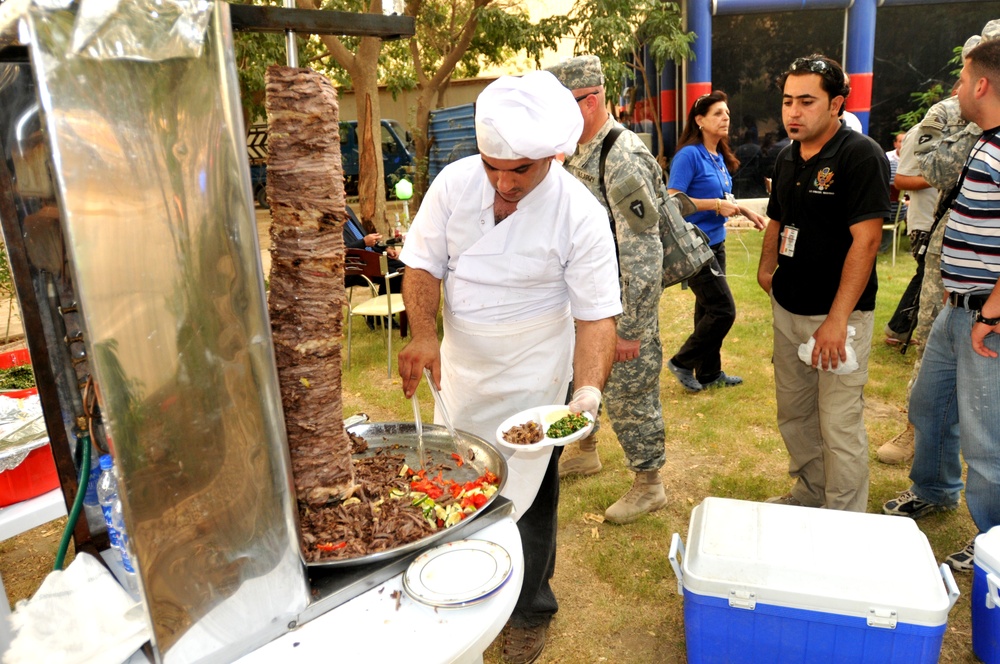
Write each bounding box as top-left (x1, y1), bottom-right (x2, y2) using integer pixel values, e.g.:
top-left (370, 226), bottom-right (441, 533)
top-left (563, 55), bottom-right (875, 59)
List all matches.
top-left (439, 305), bottom-right (574, 520)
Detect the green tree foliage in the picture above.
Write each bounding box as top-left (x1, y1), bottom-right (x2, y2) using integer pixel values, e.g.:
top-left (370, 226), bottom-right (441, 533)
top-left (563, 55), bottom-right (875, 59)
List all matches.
top-left (232, 0), bottom-right (573, 217)
top-left (896, 45), bottom-right (963, 131)
top-left (570, 0), bottom-right (692, 159)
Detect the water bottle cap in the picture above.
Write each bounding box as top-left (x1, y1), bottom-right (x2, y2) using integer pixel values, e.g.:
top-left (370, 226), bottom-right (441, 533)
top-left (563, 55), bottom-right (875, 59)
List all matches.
top-left (99, 454), bottom-right (114, 470)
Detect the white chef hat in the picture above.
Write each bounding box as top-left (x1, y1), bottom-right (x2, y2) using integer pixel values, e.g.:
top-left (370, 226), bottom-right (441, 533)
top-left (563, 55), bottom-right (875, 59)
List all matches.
top-left (475, 71), bottom-right (584, 160)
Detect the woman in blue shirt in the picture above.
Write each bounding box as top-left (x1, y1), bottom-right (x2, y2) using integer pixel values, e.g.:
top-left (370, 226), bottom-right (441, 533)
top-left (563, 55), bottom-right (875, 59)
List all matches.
top-left (666, 91), bottom-right (766, 391)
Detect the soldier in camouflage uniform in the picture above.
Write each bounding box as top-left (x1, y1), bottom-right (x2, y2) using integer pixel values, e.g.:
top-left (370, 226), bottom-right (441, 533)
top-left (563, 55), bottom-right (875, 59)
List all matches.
top-left (546, 55), bottom-right (668, 524)
top-left (877, 21), bottom-right (996, 466)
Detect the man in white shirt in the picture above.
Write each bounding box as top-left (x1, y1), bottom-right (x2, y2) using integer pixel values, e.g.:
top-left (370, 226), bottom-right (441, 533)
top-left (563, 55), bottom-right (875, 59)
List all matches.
top-left (398, 71), bottom-right (621, 664)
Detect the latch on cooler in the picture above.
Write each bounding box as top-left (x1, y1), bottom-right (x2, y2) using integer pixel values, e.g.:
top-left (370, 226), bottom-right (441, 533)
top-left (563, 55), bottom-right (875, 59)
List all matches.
top-left (867, 607), bottom-right (898, 629)
top-left (728, 589), bottom-right (756, 610)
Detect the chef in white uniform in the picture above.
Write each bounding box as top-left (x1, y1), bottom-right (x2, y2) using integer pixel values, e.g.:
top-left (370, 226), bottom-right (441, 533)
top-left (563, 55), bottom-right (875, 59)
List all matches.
top-left (397, 71), bottom-right (621, 664)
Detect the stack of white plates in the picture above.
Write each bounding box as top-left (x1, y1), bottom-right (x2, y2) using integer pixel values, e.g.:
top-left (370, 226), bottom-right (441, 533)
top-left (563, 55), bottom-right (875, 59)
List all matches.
top-left (402, 539), bottom-right (513, 609)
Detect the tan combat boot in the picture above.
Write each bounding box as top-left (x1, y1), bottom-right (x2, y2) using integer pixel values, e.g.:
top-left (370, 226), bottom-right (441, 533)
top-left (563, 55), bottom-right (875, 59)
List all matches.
top-left (558, 434), bottom-right (601, 478)
top-left (877, 424), bottom-right (915, 465)
top-left (604, 470), bottom-right (668, 524)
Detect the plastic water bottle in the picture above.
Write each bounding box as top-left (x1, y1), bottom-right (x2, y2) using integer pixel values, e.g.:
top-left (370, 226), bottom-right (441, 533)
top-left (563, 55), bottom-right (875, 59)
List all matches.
top-left (82, 454), bottom-right (105, 535)
top-left (111, 497), bottom-right (138, 594)
top-left (96, 455), bottom-right (121, 561)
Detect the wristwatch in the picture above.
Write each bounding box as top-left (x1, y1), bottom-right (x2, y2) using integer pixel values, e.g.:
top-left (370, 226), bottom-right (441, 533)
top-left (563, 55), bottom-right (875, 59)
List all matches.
top-left (975, 309), bottom-right (1000, 326)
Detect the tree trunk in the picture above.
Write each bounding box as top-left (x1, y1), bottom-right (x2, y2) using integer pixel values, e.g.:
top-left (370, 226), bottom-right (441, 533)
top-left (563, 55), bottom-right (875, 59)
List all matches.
top-left (353, 36), bottom-right (387, 234)
top-left (410, 88), bottom-right (435, 214)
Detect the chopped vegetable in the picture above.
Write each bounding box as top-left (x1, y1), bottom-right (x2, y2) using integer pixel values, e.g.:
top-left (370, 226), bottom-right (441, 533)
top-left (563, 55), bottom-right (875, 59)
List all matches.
top-left (316, 541), bottom-right (347, 552)
top-left (451, 453), bottom-right (464, 467)
top-left (546, 413), bottom-right (590, 438)
top-left (0, 365), bottom-right (34, 391)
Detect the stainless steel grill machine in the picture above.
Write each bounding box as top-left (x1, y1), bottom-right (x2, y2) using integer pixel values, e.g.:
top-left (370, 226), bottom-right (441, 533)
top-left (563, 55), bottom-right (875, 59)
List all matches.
top-left (0, 4), bottom-right (519, 663)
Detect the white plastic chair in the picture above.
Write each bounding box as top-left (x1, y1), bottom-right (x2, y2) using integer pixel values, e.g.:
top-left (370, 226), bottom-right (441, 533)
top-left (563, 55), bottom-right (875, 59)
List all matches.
top-left (344, 248), bottom-right (405, 377)
top-left (884, 191), bottom-right (906, 266)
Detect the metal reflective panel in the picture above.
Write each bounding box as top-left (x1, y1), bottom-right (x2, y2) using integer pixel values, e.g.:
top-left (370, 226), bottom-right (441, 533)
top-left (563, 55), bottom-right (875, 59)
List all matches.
top-left (24, 2), bottom-right (307, 662)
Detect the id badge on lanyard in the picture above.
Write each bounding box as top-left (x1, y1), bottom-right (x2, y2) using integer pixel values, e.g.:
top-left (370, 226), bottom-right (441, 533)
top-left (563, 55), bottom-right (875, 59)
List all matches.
top-left (779, 225), bottom-right (798, 257)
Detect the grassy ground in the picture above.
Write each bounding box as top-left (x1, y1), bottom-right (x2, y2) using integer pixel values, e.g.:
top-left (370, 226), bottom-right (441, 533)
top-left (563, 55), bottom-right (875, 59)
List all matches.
top-left (345, 229), bottom-right (979, 663)
top-left (0, 229), bottom-right (980, 662)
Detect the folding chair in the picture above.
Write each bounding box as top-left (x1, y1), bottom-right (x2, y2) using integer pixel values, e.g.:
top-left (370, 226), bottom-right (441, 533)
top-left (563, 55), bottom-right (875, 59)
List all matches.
top-left (344, 248), bottom-right (405, 377)
top-left (883, 191), bottom-right (906, 266)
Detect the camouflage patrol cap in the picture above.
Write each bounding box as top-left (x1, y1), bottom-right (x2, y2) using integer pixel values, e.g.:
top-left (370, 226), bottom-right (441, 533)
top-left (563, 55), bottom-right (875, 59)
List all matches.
top-left (546, 55), bottom-right (605, 91)
top-left (963, 19), bottom-right (1000, 58)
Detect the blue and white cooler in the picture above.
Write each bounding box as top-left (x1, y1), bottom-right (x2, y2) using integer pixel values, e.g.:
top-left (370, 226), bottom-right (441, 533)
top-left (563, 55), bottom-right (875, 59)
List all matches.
top-left (973, 526), bottom-right (1000, 662)
top-left (669, 497), bottom-right (959, 663)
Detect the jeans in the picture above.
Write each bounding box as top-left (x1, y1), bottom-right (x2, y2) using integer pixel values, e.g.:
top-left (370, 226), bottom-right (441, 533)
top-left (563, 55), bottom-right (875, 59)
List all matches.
top-left (886, 250), bottom-right (926, 336)
top-left (671, 241), bottom-right (736, 384)
top-left (908, 302), bottom-right (1000, 532)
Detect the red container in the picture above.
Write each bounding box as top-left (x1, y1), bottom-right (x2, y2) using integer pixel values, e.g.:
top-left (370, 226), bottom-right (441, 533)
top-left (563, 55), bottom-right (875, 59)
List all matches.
top-left (0, 348), bottom-right (37, 398)
top-left (0, 347), bottom-right (57, 506)
top-left (0, 445), bottom-right (59, 507)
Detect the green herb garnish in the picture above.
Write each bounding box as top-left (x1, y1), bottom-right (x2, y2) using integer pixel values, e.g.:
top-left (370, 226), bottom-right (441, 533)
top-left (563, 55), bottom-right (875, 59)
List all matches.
top-left (546, 413), bottom-right (589, 438)
top-left (0, 365), bottom-right (34, 391)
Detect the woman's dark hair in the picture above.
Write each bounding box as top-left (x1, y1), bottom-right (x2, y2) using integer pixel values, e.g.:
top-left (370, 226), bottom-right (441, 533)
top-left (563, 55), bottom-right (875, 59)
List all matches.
top-left (675, 90), bottom-right (739, 173)
top-left (777, 54), bottom-right (851, 116)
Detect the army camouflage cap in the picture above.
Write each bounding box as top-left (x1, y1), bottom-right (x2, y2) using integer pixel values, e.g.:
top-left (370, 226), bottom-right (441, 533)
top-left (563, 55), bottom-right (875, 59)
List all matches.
top-left (546, 55), bottom-right (605, 91)
top-left (963, 19), bottom-right (1000, 58)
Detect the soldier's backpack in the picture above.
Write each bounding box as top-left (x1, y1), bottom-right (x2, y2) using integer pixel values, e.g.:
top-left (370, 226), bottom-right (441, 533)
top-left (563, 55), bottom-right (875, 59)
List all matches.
top-left (599, 127), bottom-right (714, 288)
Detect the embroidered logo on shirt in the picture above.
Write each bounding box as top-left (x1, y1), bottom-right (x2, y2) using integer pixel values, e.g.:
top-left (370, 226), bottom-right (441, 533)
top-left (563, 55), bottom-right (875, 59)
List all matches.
top-left (814, 167), bottom-right (835, 191)
top-left (629, 200), bottom-right (645, 218)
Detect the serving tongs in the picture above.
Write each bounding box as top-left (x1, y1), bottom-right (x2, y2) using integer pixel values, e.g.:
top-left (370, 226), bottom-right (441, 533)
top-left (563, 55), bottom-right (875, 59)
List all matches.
top-left (412, 390), bottom-right (426, 470)
top-left (423, 368), bottom-right (462, 450)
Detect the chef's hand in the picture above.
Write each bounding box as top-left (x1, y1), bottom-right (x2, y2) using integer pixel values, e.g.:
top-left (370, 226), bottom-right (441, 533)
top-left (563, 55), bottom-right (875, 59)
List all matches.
top-left (398, 337), bottom-right (440, 398)
top-left (568, 386), bottom-right (601, 421)
top-left (615, 336), bottom-right (640, 362)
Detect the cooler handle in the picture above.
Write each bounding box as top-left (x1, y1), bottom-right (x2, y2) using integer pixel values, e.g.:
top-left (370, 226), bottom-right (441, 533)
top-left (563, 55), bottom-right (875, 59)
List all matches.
top-left (941, 563), bottom-right (960, 611)
top-left (668, 533), bottom-right (685, 596)
top-left (986, 571), bottom-right (1000, 609)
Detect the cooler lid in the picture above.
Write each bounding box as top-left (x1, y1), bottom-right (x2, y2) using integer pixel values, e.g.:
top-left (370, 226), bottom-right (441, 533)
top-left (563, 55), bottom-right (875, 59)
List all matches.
top-left (682, 497), bottom-right (952, 626)
top-left (975, 526), bottom-right (1000, 573)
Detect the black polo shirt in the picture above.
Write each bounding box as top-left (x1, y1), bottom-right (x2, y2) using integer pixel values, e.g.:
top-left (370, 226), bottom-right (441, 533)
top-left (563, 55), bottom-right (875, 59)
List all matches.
top-left (766, 124), bottom-right (890, 316)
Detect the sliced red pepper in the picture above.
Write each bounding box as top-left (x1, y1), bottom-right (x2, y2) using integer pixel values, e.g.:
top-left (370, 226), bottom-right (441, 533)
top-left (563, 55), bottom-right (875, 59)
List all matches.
top-left (449, 483), bottom-right (464, 499)
top-left (450, 453), bottom-right (464, 467)
top-left (410, 479), bottom-right (443, 499)
top-left (316, 541), bottom-right (347, 552)
top-left (471, 493), bottom-right (488, 509)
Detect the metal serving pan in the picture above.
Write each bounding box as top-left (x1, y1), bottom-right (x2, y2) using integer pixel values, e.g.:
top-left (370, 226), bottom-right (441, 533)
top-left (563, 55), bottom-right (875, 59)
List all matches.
top-left (305, 421), bottom-right (508, 568)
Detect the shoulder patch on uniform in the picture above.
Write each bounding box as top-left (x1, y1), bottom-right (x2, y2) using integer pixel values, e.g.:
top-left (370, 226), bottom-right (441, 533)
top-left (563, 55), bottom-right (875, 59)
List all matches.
top-left (629, 199), bottom-right (645, 218)
top-left (918, 134), bottom-right (932, 144)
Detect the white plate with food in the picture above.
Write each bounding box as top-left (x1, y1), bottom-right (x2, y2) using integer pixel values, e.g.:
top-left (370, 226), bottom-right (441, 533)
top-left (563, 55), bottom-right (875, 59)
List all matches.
top-left (495, 405), bottom-right (595, 451)
top-left (402, 539), bottom-right (513, 608)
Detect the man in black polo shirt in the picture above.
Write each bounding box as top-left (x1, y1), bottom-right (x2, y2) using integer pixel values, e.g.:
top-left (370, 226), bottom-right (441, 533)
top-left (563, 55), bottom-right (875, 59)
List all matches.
top-left (757, 54), bottom-right (890, 512)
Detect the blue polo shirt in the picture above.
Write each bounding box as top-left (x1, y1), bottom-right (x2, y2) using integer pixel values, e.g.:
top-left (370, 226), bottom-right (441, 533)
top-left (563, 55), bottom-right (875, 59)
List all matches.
top-left (668, 143), bottom-right (733, 245)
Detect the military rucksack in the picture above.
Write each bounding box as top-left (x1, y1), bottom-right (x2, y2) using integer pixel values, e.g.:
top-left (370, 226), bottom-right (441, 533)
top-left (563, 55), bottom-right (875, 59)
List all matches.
top-left (599, 127), bottom-right (714, 288)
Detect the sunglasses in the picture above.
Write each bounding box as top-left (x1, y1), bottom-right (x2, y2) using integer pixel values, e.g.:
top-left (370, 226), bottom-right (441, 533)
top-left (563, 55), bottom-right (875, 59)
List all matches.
top-left (574, 91), bottom-right (598, 103)
top-left (789, 58), bottom-right (832, 75)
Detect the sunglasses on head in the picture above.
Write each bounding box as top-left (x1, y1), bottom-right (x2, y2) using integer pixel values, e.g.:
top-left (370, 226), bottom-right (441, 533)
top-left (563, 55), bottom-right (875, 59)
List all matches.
top-left (574, 91), bottom-right (598, 103)
top-left (790, 58), bottom-right (832, 75)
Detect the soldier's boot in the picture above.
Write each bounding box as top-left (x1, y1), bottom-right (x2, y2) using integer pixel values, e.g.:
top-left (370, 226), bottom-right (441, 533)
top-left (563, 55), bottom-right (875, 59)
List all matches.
top-left (558, 434), bottom-right (601, 478)
top-left (604, 470), bottom-right (668, 524)
top-left (877, 424), bottom-right (915, 465)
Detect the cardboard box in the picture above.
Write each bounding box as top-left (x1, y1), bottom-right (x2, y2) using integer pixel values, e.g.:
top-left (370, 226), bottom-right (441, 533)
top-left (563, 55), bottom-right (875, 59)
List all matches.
top-left (973, 526), bottom-right (1000, 663)
top-left (670, 498), bottom-right (959, 663)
